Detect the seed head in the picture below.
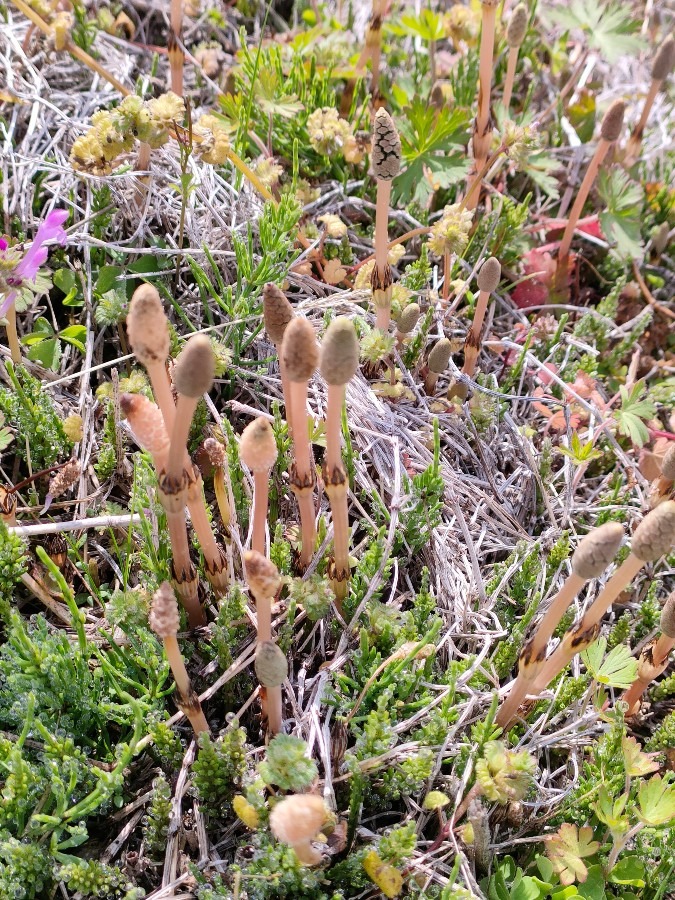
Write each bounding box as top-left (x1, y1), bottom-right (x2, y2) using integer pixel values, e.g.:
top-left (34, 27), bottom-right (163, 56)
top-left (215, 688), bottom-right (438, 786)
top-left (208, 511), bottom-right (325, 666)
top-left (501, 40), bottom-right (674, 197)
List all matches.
top-left (245, 550), bottom-right (282, 600)
top-left (149, 581), bottom-right (180, 638)
top-left (571, 522), bottom-right (624, 579)
top-left (477, 257), bottom-right (501, 293)
top-left (263, 283), bottom-right (295, 346)
top-left (48, 458), bottom-right (81, 499)
top-left (397, 303), bottom-right (421, 334)
top-left (282, 318), bottom-right (319, 382)
top-left (239, 418), bottom-right (278, 473)
top-left (660, 590), bottom-right (675, 639)
top-left (371, 108), bottom-right (401, 181)
top-left (631, 501), bottom-right (675, 561)
top-left (127, 284), bottom-right (170, 366)
top-left (661, 443), bottom-right (675, 481)
top-left (600, 100), bottom-right (626, 143)
top-left (506, 3), bottom-right (528, 48)
top-left (320, 317), bottom-right (360, 386)
top-left (255, 641), bottom-right (288, 687)
top-left (172, 335), bottom-right (215, 398)
top-left (652, 35), bottom-right (675, 82)
top-left (428, 338), bottom-right (452, 375)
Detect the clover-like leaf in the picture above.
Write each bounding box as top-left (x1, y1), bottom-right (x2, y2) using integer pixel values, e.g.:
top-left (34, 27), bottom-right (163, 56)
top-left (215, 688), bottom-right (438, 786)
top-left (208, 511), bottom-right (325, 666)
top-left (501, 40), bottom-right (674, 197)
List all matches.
top-left (637, 774), bottom-right (675, 827)
top-left (581, 637), bottom-right (638, 689)
top-left (621, 735), bottom-right (660, 778)
top-left (545, 823), bottom-right (600, 886)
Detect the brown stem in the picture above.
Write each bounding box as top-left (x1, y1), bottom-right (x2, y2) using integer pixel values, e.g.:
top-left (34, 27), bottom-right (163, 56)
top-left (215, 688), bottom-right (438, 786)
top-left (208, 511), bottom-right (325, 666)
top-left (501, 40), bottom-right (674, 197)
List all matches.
top-left (145, 360), bottom-right (176, 430)
top-left (167, 395), bottom-right (199, 480)
top-left (251, 470), bottom-right (270, 556)
top-left (265, 684), bottom-right (283, 735)
top-left (442, 250), bottom-right (451, 302)
top-left (5, 301), bottom-right (21, 364)
top-left (164, 502), bottom-right (203, 628)
top-left (502, 47), bottom-right (518, 111)
top-left (186, 469), bottom-right (228, 596)
top-left (529, 554), bottom-right (645, 694)
top-left (465, 3), bottom-right (497, 210)
top-left (496, 573), bottom-right (585, 727)
top-left (461, 288), bottom-right (491, 380)
top-left (557, 139), bottom-right (610, 268)
top-left (278, 354), bottom-right (294, 441)
top-left (164, 634), bottom-right (210, 735)
top-left (325, 384), bottom-right (345, 473)
top-left (625, 78), bottom-right (660, 162)
top-left (374, 181), bottom-right (392, 273)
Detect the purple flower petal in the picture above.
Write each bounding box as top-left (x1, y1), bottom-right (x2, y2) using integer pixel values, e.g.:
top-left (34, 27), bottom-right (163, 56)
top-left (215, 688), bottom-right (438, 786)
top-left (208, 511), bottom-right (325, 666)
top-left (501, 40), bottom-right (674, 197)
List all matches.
top-left (0, 238), bottom-right (7, 252)
top-left (0, 290), bottom-right (18, 320)
top-left (14, 208), bottom-right (69, 283)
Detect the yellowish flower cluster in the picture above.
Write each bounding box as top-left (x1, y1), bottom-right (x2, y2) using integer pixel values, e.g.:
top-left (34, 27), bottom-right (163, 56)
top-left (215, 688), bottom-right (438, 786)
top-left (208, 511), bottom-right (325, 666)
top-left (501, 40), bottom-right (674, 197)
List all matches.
top-left (307, 108), bottom-right (363, 163)
top-left (193, 114), bottom-right (231, 165)
top-left (70, 93), bottom-right (186, 176)
top-left (428, 203), bottom-right (474, 257)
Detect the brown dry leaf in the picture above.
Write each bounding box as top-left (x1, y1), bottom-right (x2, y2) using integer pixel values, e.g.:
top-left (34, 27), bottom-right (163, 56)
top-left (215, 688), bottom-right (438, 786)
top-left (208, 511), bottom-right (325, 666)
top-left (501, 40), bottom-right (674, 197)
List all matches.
top-left (323, 259), bottom-right (347, 285)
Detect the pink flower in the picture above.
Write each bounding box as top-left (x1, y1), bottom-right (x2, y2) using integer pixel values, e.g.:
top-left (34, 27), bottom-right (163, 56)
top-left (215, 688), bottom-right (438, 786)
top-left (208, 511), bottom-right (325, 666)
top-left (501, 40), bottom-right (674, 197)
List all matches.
top-left (0, 209), bottom-right (68, 317)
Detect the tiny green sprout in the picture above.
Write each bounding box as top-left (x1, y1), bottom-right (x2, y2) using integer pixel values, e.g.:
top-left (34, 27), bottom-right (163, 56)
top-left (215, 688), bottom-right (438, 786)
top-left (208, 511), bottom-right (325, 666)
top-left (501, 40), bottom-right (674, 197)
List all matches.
top-left (259, 733), bottom-right (318, 792)
top-left (423, 790), bottom-right (450, 811)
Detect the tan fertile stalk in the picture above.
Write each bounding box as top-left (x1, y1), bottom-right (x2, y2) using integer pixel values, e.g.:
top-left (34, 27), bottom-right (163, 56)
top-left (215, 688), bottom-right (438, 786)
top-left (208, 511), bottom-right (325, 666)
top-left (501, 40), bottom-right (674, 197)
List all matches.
top-left (245, 550), bottom-right (284, 733)
top-left (622, 591), bottom-right (675, 714)
top-left (254, 641), bottom-right (288, 736)
top-left (281, 318), bottom-right (319, 571)
top-left (649, 443), bottom-right (675, 507)
top-left (502, 4), bottom-right (528, 112)
top-left (128, 289), bottom-right (227, 594)
top-left (423, 338), bottom-right (452, 395)
top-left (169, 0), bottom-right (184, 96)
top-left (166, 335), bottom-right (215, 481)
top-left (149, 582), bottom-right (210, 736)
top-left (239, 418), bottom-right (278, 556)
top-left (556, 100), bottom-right (626, 287)
top-left (270, 795), bottom-right (328, 866)
top-left (496, 522), bottom-right (625, 727)
top-left (449, 257), bottom-right (501, 401)
top-left (354, 0), bottom-right (386, 99)
top-left (625, 36), bottom-right (675, 164)
top-left (320, 318), bottom-right (360, 608)
top-left (465, 0), bottom-right (500, 211)
top-left (530, 502), bottom-right (675, 695)
top-left (371, 108), bottom-right (402, 333)
top-left (263, 283), bottom-right (296, 435)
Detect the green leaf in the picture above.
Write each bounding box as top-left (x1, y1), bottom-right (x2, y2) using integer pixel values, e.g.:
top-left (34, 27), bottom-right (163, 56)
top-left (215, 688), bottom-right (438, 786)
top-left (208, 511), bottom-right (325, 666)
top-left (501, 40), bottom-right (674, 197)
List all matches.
top-left (593, 786), bottom-right (630, 837)
top-left (637, 774), bottom-right (675, 826)
top-left (542, 0), bottom-right (644, 62)
top-left (608, 856), bottom-right (646, 888)
top-left (576, 865), bottom-right (606, 900)
top-left (95, 265), bottom-right (125, 294)
top-left (27, 337), bottom-right (61, 370)
top-left (546, 824), bottom-right (600, 886)
top-left (614, 382), bottom-right (656, 448)
top-left (568, 92), bottom-right (596, 143)
top-left (535, 856), bottom-right (555, 883)
top-left (597, 170), bottom-right (644, 260)
top-left (59, 324), bottom-right (88, 353)
top-left (398, 9), bottom-right (448, 42)
top-left (581, 637), bottom-right (638, 688)
top-left (558, 431), bottom-right (604, 466)
top-left (621, 735), bottom-right (660, 777)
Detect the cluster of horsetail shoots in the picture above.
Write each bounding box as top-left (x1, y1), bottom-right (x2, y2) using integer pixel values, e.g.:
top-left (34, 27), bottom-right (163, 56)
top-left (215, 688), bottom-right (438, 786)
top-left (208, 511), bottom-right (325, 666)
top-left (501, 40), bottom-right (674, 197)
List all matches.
top-left (281, 318), bottom-right (319, 571)
top-left (496, 522), bottom-right (625, 728)
top-left (371, 108), bottom-right (401, 333)
top-left (625, 35), bottom-right (674, 165)
top-left (502, 4), bottom-right (528, 112)
top-left (622, 590), bottom-right (675, 715)
top-left (556, 100), bottom-right (626, 291)
top-left (245, 550), bottom-right (285, 734)
top-left (149, 581), bottom-right (210, 736)
top-left (465, 0), bottom-right (499, 211)
top-left (449, 256), bottom-right (501, 401)
top-left (529, 501), bottom-right (675, 698)
top-left (319, 317), bottom-right (360, 608)
top-left (239, 418), bottom-right (278, 556)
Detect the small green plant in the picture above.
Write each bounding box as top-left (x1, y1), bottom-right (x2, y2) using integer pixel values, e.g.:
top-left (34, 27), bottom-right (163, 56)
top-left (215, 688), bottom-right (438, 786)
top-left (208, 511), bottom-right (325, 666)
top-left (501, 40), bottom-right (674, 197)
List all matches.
top-left (258, 734), bottom-right (318, 792)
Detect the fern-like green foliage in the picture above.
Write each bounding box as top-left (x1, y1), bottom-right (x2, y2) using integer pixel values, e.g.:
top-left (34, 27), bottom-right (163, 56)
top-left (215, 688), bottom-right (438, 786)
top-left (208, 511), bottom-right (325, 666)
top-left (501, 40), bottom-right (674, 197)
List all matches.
top-left (542, 0), bottom-right (643, 62)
